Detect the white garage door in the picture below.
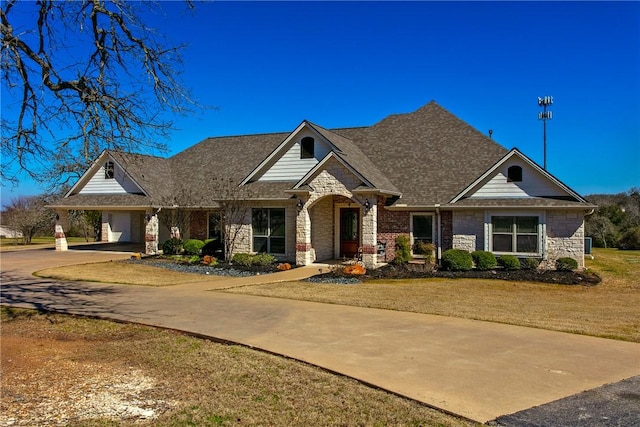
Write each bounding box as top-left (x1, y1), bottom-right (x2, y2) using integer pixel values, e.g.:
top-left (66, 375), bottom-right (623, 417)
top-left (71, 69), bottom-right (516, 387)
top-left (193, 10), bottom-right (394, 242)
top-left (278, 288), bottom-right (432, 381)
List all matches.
top-left (111, 213), bottom-right (131, 242)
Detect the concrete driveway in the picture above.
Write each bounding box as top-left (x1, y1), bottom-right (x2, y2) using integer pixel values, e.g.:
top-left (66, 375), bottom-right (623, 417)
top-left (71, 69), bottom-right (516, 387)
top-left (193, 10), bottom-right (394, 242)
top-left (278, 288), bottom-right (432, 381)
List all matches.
top-left (1, 248), bottom-right (639, 423)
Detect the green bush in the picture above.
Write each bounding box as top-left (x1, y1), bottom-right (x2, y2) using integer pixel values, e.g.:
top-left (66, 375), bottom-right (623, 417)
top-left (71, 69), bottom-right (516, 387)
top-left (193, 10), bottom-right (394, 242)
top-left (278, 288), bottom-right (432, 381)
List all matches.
top-left (183, 239), bottom-right (205, 255)
top-left (521, 257), bottom-right (540, 270)
top-left (471, 250), bottom-right (497, 271)
top-left (252, 253), bottom-right (276, 266)
top-left (618, 227), bottom-right (640, 250)
top-left (498, 255), bottom-right (520, 270)
top-left (162, 238), bottom-right (183, 255)
top-left (441, 249), bottom-right (473, 271)
top-left (394, 235), bottom-right (412, 264)
top-left (232, 253), bottom-right (253, 267)
top-left (555, 257), bottom-right (578, 271)
top-left (187, 255), bottom-right (201, 264)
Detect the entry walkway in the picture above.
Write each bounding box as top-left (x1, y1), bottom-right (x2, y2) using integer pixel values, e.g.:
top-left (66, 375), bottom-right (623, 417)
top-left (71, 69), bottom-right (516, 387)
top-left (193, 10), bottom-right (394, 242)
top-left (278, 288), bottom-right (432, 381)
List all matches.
top-left (1, 249), bottom-right (639, 423)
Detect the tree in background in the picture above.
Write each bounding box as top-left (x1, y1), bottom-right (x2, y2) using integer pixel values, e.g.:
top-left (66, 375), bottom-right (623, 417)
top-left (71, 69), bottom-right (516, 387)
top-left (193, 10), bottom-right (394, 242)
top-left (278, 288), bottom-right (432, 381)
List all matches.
top-left (1, 0), bottom-right (198, 189)
top-left (2, 195), bottom-right (54, 244)
top-left (586, 187), bottom-right (640, 248)
top-left (68, 210), bottom-right (102, 241)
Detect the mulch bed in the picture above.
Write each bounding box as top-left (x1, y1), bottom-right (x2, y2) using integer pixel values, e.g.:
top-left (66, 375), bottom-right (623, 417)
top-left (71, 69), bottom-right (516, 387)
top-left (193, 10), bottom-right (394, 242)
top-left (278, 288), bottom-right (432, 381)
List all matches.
top-left (339, 263), bottom-right (602, 286)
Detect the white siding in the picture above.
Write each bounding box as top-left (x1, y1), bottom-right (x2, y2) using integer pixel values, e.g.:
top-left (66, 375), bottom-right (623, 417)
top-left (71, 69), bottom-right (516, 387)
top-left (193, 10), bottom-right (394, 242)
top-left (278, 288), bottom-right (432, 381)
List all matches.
top-left (469, 159), bottom-right (569, 198)
top-left (260, 133), bottom-right (331, 181)
top-left (78, 162), bottom-right (142, 194)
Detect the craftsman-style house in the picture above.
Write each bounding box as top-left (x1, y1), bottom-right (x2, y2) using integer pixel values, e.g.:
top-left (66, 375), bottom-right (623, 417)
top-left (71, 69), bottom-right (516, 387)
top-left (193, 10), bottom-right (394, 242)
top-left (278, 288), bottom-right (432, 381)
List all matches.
top-left (50, 101), bottom-right (594, 268)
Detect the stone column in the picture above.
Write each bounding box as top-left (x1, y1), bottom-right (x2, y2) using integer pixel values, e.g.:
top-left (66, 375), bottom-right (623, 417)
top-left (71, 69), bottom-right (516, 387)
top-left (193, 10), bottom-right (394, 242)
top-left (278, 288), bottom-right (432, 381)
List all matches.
top-left (54, 210), bottom-right (69, 251)
top-left (295, 206), bottom-right (313, 266)
top-left (360, 200), bottom-right (378, 268)
top-left (145, 212), bottom-right (159, 255)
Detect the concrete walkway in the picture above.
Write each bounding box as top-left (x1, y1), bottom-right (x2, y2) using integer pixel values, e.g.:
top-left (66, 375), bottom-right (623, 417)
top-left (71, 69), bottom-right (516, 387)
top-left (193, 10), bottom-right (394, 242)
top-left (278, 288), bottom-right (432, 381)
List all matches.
top-left (1, 248), bottom-right (639, 423)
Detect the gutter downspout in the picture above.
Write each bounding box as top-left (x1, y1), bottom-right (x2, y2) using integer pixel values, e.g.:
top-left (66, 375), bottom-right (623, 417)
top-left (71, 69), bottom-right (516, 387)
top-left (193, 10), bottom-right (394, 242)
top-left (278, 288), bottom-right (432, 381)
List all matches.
top-left (435, 204), bottom-right (442, 264)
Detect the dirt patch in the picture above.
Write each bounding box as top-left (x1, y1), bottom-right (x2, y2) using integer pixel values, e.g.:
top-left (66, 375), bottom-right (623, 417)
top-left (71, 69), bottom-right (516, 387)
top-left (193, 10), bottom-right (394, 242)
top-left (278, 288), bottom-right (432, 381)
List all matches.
top-left (0, 335), bottom-right (174, 426)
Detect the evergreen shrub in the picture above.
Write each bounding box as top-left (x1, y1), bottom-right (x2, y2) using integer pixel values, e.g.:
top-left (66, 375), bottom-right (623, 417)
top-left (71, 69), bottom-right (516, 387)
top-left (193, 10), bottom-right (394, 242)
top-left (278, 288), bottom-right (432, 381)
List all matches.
top-left (162, 238), bottom-right (183, 255)
top-left (498, 255), bottom-right (520, 270)
top-left (183, 239), bottom-right (205, 255)
top-left (555, 257), bottom-right (578, 271)
top-left (442, 249), bottom-right (473, 271)
top-left (394, 235), bottom-right (412, 264)
top-left (471, 250), bottom-right (497, 270)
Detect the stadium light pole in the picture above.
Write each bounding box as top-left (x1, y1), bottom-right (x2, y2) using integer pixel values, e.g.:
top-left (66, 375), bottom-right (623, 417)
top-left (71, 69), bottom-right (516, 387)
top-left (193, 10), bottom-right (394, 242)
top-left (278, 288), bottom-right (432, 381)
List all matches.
top-left (537, 96), bottom-right (553, 170)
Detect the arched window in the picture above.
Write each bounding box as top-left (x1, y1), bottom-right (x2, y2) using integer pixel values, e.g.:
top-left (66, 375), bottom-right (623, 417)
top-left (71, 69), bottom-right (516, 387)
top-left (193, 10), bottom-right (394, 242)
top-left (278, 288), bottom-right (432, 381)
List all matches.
top-left (507, 165), bottom-right (522, 182)
top-left (300, 137), bottom-right (314, 159)
top-left (104, 161), bottom-right (115, 179)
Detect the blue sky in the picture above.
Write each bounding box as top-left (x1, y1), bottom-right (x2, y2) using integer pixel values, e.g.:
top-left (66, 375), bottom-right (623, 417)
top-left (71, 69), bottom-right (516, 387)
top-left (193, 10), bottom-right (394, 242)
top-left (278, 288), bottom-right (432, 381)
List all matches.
top-left (2, 1), bottom-right (639, 206)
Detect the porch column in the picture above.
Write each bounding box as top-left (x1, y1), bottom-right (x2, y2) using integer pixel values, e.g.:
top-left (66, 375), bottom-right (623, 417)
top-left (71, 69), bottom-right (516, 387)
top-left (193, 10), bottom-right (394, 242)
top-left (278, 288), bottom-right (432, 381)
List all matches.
top-left (145, 211), bottom-right (159, 255)
top-left (54, 210), bottom-right (69, 251)
top-left (361, 200), bottom-right (378, 268)
top-left (295, 205), bottom-right (313, 266)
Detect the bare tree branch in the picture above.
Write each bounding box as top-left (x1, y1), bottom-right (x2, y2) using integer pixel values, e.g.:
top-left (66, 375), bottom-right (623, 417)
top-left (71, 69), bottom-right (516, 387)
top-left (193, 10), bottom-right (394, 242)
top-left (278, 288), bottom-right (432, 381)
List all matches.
top-left (1, 0), bottom-right (200, 189)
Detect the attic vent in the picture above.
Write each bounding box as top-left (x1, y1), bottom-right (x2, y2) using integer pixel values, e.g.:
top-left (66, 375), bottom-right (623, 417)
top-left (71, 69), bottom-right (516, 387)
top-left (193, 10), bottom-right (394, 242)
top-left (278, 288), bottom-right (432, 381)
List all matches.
top-left (300, 137), bottom-right (314, 159)
top-left (507, 165), bottom-right (522, 182)
top-left (105, 161), bottom-right (115, 179)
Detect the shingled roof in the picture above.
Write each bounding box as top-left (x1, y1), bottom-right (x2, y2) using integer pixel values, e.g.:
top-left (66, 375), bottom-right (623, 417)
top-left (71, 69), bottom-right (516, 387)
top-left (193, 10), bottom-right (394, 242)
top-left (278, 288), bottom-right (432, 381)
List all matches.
top-left (56, 101), bottom-right (557, 209)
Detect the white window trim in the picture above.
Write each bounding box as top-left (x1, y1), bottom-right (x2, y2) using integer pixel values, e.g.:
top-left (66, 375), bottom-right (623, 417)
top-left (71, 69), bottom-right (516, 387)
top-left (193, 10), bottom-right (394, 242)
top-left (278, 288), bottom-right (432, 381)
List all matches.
top-left (251, 207), bottom-right (287, 255)
top-left (410, 213), bottom-right (435, 257)
top-left (484, 210), bottom-right (546, 257)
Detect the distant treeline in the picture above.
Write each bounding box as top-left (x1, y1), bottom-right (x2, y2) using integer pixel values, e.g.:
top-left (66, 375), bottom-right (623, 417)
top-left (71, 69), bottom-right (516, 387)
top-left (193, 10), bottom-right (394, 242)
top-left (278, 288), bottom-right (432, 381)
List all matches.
top-left (585, 188), bottom-right (640, 249)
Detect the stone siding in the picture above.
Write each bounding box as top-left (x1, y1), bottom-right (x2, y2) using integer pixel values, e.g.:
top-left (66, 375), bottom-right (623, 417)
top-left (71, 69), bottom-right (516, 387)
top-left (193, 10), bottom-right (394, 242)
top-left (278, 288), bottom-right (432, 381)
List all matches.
top-left (310, 197), bottom-right (334, 261)
top-left (544, 210), bottom-right (585, 268)
top-left (452, 211), bottom-right (484, 252)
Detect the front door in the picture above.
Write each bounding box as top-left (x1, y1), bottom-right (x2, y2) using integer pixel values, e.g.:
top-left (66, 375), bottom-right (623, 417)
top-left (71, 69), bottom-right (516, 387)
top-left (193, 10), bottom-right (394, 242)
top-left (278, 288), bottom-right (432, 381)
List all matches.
top-left (340, 208), bottom-right (360, 258)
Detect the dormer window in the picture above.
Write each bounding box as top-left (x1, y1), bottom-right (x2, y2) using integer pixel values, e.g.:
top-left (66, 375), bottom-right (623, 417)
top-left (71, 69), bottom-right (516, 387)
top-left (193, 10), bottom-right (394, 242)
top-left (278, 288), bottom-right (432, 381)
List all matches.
top-left (300, 137), bottom-right (314, 159)
top-left (105, 161), bottom-right (115, 179)
top-left (507, 165), bottom-right (522, 182)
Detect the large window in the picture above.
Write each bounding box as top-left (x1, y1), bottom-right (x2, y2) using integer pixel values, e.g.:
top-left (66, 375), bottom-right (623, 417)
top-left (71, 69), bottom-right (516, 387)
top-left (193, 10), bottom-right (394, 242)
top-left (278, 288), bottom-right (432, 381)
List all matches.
top-left (411, 214), bottom-right (434, 255)
top-left (492, 216), bottom-right (539, 253)
top-left (252, 208), bottom-right (286, 254)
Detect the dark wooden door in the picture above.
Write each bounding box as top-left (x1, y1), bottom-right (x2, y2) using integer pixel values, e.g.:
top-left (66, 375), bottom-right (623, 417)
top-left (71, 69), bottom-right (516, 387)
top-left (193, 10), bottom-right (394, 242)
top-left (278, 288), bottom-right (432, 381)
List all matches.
top-left (340, 208), bottom-right (360, 258)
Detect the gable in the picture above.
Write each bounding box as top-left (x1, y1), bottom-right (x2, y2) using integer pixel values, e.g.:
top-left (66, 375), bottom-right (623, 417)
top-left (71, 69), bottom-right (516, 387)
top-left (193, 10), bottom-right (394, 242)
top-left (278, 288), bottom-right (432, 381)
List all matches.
top-left (71, 153), bottom-right (145, 196)
top-left (259, 129), bottom-right (332, 182)
top-left (304, 156), bottom-right (366, 194)
top-left (455, 150), bottom-right (583, 202)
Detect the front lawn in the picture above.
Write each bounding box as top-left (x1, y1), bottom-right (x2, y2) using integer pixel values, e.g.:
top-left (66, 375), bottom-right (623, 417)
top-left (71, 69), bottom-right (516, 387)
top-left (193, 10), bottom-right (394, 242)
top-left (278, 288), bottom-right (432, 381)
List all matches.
top-left (224, 249), bottom-right (640, 342)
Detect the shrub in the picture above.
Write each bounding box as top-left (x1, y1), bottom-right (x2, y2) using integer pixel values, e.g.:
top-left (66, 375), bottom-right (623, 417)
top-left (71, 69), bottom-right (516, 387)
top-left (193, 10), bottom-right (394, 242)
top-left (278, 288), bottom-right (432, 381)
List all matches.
top-left (521, 257), bottom-right (540, 270)
top-left (202, 239), bottom-right (224, 257)
top-left (203, 255), bottom-right (217, 266)
top-left (187, 255), bottom-right (201, 264)
top-left (183, 239), bottom-right (205, 255)
top-left (556, 257), bottom-right (578, 271)
top-left (498, 255), bottom-right (520, 270)
top-left (441, 249), bottom-right (473, 271)
top-left (414, 241), bottom-right (436, 264)
top-left (232, 253), bottom-right (253, 267)
top-left (618, 227), bottom-right (640, 250)
top-left (343, 264), bottom-right (366, 275)
top-left (252, 253), bottom-right (276, 266)
top-left (162, 238), bottom-right (183, 255)
top-left (394, 235), bottom-right (412, 264)
top-left (471, 250), bottom-right (497, 271)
